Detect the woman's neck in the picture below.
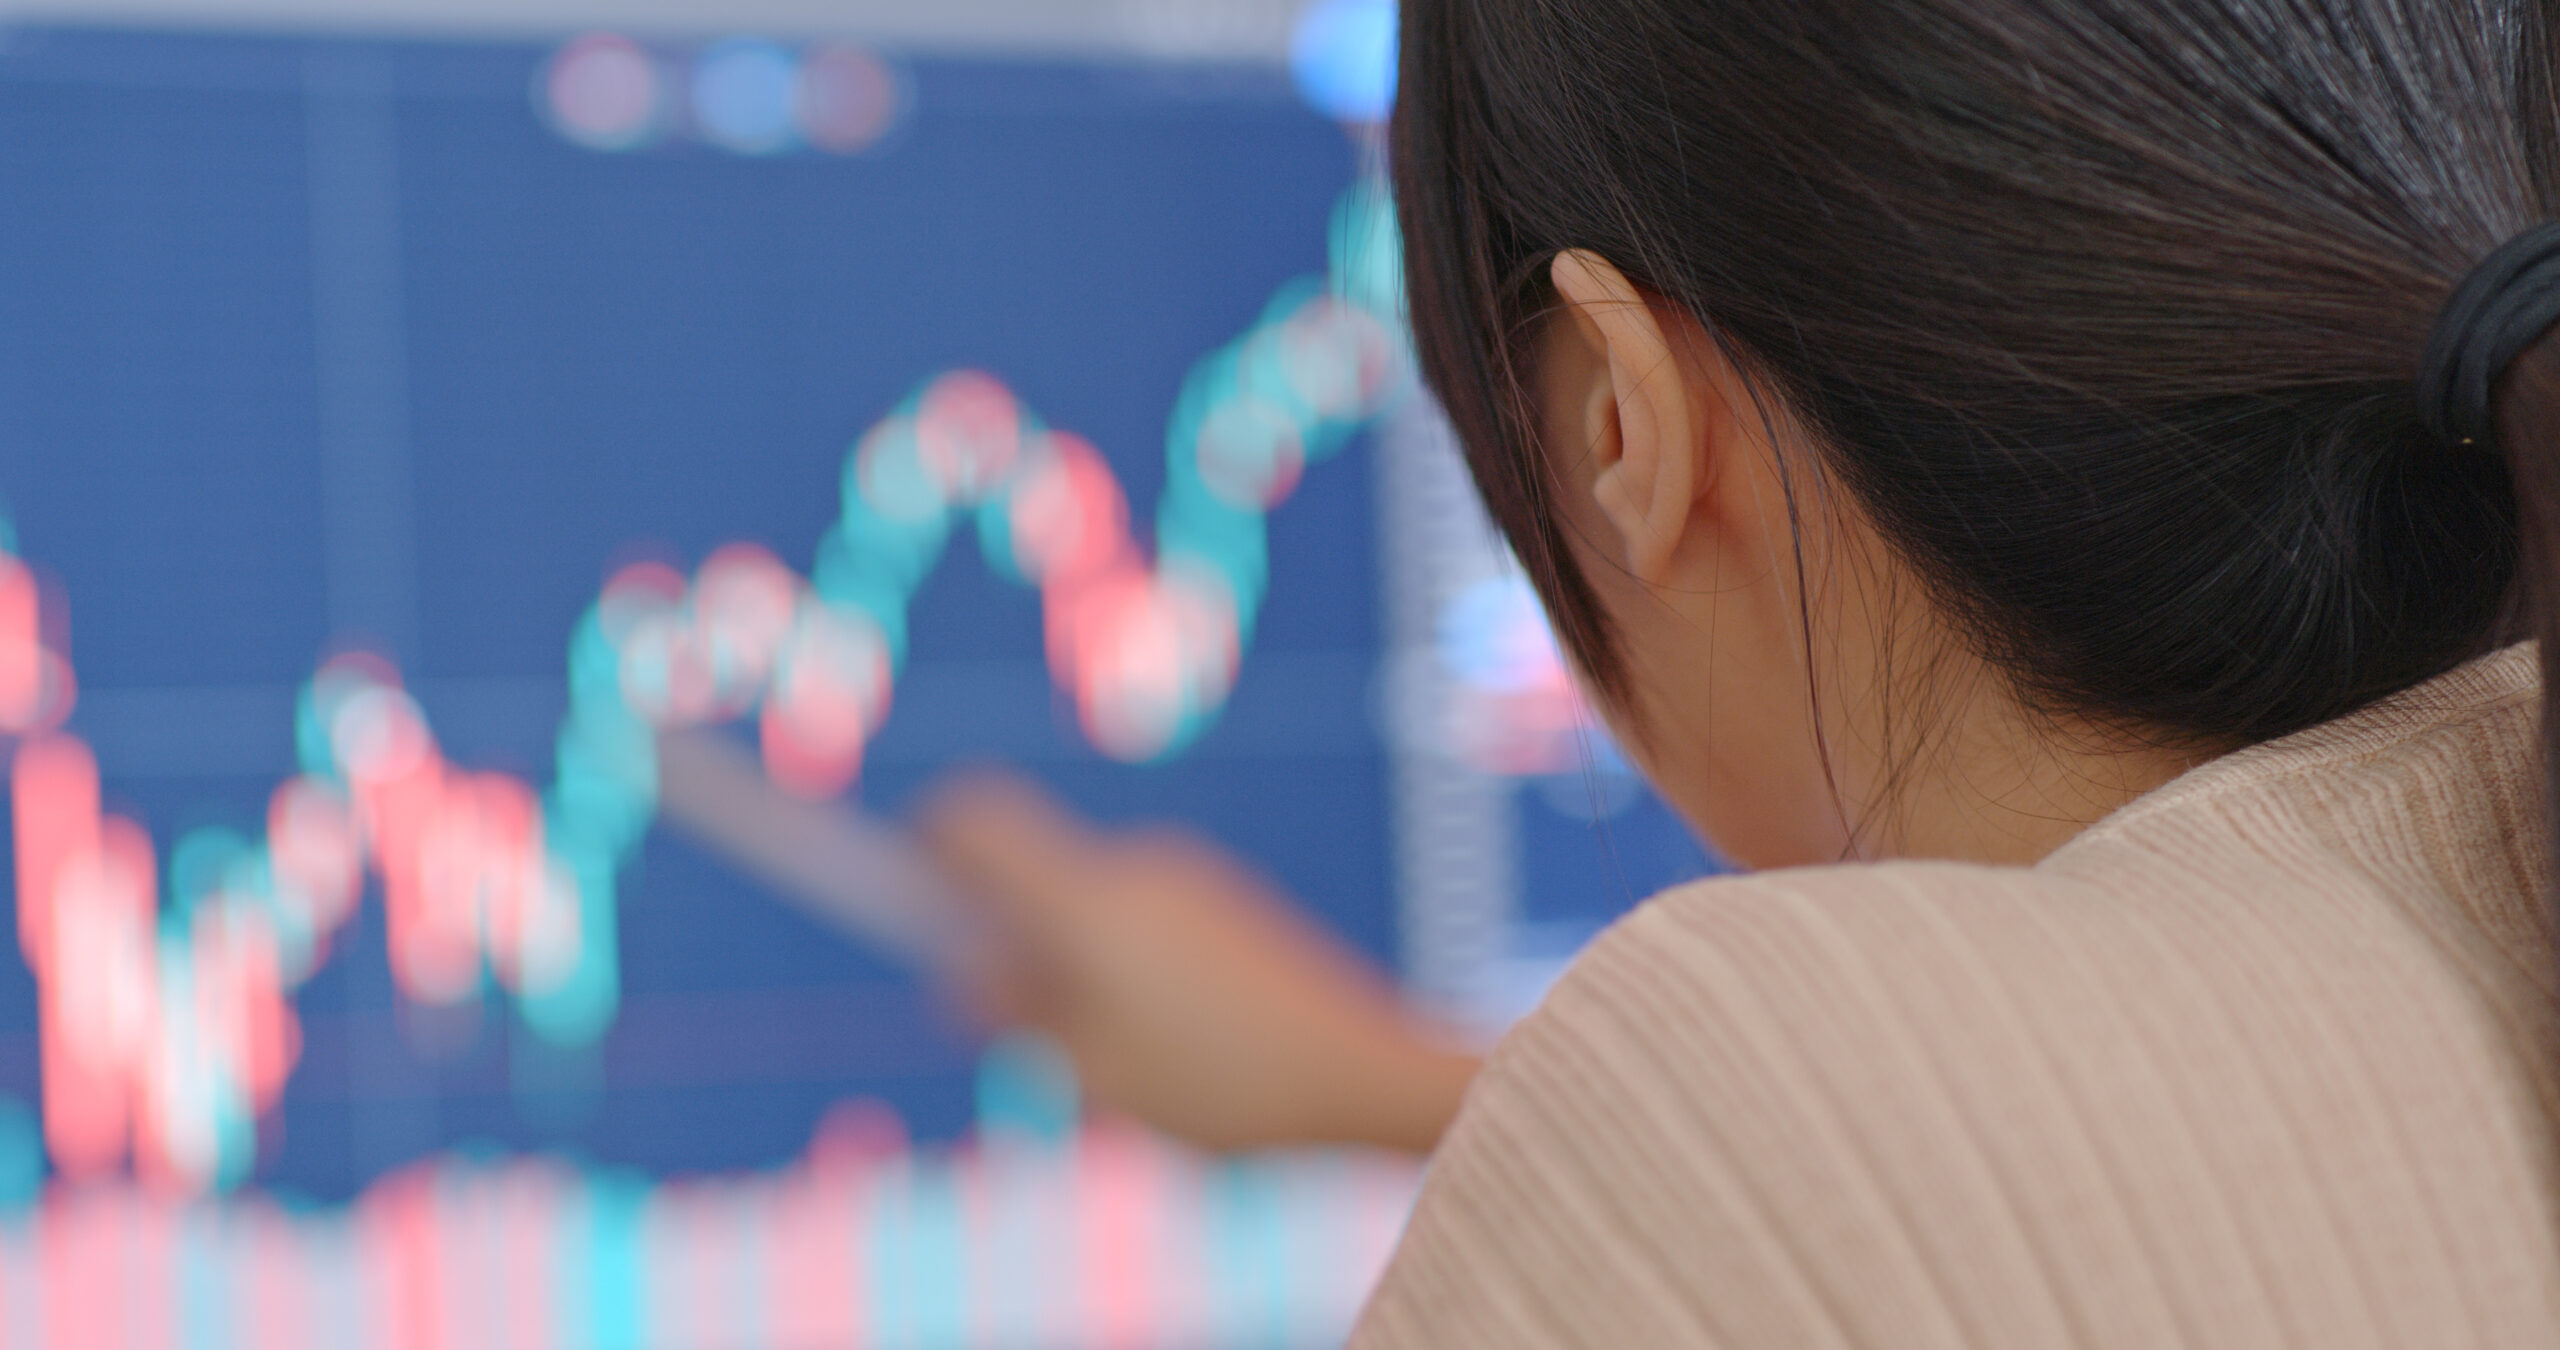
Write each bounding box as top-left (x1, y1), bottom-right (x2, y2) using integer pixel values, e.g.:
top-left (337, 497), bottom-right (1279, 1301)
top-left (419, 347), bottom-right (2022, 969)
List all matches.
top-left (1851, 676), bottom-right (2220, 865)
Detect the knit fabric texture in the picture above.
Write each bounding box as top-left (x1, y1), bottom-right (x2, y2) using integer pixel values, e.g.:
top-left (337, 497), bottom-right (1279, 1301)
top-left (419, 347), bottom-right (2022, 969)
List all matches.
top-left (1352, 643), bottom-right (2560, 1348)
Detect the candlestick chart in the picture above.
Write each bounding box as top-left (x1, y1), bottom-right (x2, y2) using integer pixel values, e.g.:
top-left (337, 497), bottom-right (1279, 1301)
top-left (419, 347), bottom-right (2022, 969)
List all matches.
top-left (3, 168), bottom-right (1404, 1191)
top-left (0, 20), bottom-right (1708, 1347)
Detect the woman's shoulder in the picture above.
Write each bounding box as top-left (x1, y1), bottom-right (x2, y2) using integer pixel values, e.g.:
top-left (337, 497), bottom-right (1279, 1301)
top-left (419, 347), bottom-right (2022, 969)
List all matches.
top-left (1352, 862), bottom-right (2560, 1349)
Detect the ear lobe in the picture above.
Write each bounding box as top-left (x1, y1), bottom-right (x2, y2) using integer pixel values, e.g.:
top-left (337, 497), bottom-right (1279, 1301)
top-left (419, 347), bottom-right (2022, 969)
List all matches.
top-left (1550, 250), bottom-right (1700, 584)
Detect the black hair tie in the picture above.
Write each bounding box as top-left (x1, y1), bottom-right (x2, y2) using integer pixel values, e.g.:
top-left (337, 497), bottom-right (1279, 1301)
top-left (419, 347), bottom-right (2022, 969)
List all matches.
top-left (2418, 221), bottom-right (2560, 449)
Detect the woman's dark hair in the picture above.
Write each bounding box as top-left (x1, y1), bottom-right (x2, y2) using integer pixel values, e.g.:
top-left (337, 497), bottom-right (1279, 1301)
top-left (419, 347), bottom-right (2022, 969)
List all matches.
top-left (1393, 0), bottom-right (2560, 851)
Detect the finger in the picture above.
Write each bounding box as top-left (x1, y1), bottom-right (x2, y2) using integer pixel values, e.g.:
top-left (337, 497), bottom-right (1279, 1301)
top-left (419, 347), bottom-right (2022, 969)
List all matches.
top-left (915, 769), bottom-right (1108, 934)
top-left (942, 921), bottom-right (1056, 1030)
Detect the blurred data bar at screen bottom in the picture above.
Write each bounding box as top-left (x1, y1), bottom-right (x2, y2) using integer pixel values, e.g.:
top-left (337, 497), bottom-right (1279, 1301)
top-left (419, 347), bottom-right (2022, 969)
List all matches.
top-left (0, 1117), bottom-right (1418, 1350)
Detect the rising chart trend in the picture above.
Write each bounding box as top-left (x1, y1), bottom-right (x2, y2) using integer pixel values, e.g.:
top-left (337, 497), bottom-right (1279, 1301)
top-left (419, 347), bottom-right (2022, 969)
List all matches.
top-left (1, 180), bottom-right (1408, 1195)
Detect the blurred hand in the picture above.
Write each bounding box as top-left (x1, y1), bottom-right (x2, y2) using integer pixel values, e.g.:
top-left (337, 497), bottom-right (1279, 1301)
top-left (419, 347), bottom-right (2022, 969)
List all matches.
top-left (919, 772), bottom-right (1480, 1155)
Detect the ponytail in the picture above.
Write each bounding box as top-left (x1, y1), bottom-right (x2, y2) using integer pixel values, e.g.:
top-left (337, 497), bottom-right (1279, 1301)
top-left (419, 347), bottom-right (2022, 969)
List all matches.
top-left (2423, 225), bottom-right (2560, 906)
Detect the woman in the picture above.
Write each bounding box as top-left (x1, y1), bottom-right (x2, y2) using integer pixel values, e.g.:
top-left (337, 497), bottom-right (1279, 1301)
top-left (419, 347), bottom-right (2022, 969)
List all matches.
top-left (928, 0), bottom-right (2560, 1341)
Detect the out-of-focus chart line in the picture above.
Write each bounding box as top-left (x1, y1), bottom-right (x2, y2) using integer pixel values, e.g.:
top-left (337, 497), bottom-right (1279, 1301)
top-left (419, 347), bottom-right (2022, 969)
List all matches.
top-left (0, 19), bottom-right (1484, 1347)
top-left (0, 177), bottom-right (1405, 1195)
top-left (0, 171), bottom-right (1423, 1348)
top-left (62, 651), bottom-right (1384, 783)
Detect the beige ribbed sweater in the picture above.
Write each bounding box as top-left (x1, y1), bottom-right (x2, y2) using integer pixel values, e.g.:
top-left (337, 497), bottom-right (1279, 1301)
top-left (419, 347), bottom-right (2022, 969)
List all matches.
top-left (1352, 643), bottom-right (2560, 1348)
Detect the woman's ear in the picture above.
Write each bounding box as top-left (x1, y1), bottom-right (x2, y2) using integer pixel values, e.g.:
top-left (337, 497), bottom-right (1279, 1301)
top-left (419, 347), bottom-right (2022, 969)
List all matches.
top-left (1548, 250), bottom-right (1703, 583)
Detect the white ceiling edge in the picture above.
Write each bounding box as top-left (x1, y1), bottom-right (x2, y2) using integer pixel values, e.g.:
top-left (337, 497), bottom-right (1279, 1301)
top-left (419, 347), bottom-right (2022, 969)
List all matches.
top-left (0, 0), bottom-right (1307, 61)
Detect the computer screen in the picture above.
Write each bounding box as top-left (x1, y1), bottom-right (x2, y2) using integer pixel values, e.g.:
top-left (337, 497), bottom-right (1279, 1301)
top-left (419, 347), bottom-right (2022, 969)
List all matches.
top-left (0, 20), bottom-right (1715, 1347)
